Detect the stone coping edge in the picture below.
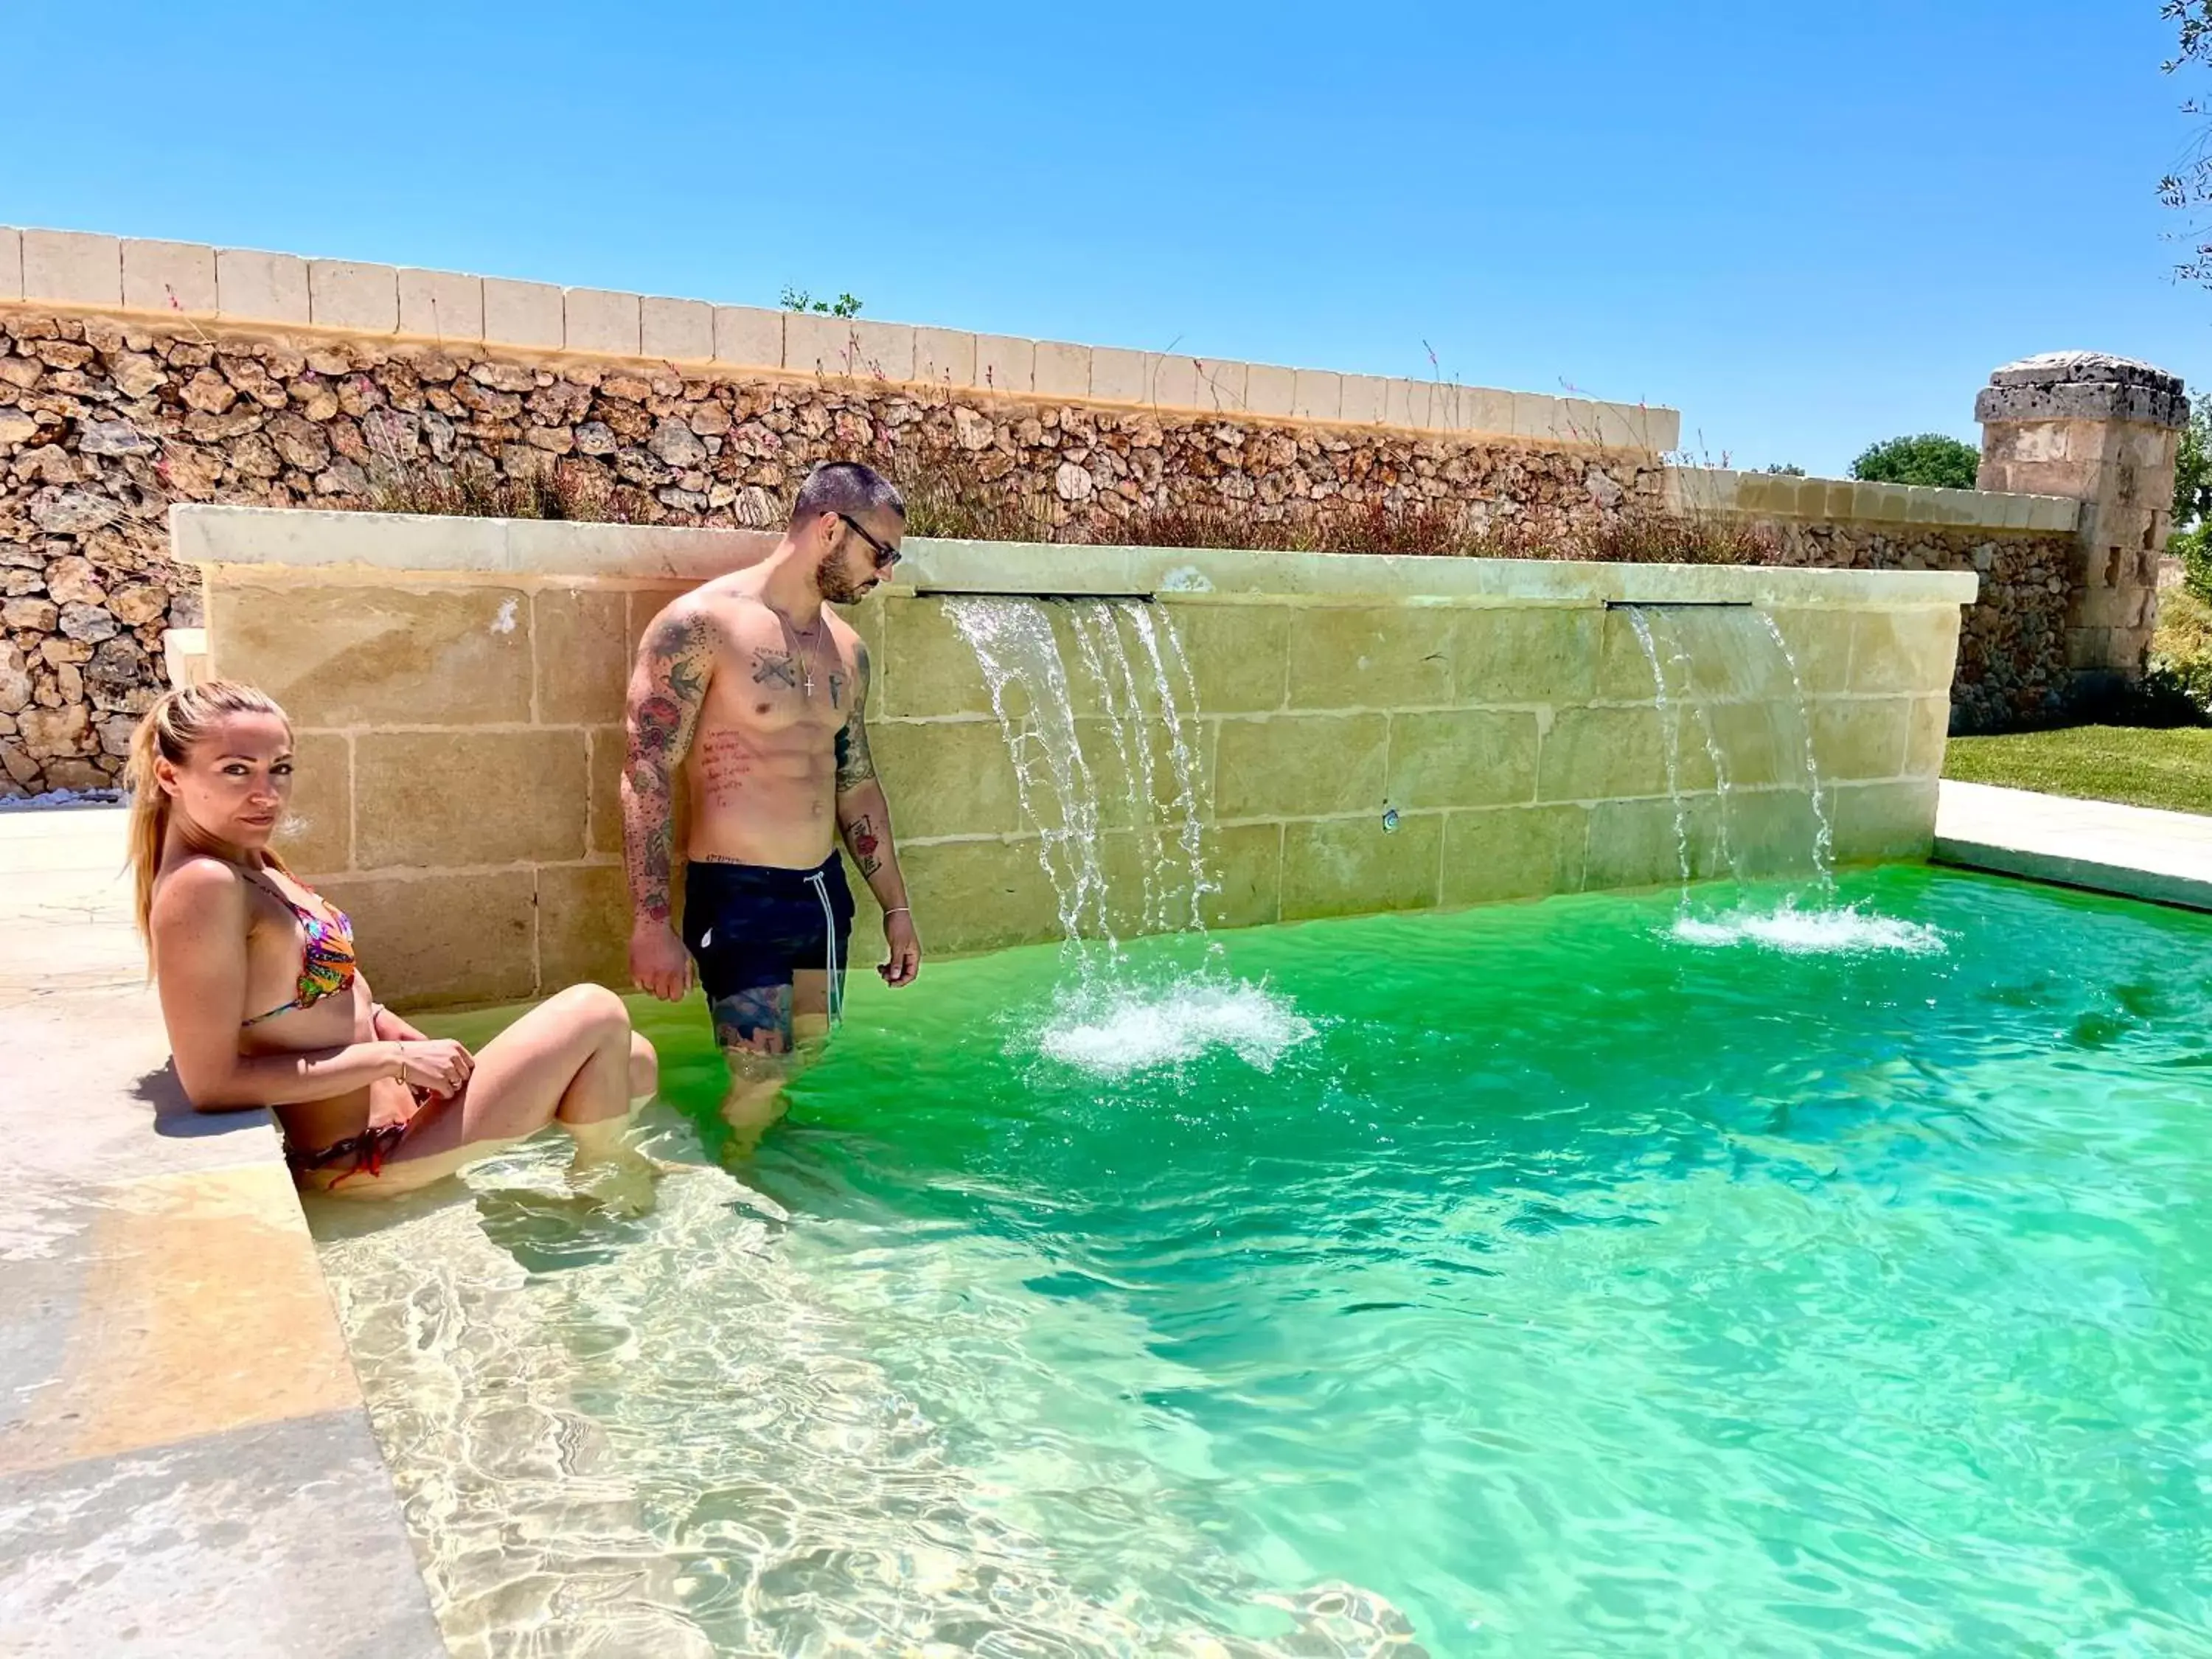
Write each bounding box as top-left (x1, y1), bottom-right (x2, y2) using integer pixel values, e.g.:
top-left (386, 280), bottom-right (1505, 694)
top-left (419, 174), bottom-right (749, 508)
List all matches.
top-left (1933, 836), bottom-right (2212, 913)
top-left (174, 505), bottom-right (1980, 608)
top-left (1666, 465), bottom-right (2081, 535)
top-left (2, 224), bottom-right (1679, 451)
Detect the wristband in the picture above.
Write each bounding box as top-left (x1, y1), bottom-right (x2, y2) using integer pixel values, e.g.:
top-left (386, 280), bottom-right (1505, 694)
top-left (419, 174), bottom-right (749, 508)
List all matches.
top-left (883, 906), bottom-right (911, 917)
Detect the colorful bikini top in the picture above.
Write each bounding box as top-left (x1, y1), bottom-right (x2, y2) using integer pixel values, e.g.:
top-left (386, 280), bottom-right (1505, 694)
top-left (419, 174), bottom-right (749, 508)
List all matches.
top-left (239, 870), bottom-right (358, 1027)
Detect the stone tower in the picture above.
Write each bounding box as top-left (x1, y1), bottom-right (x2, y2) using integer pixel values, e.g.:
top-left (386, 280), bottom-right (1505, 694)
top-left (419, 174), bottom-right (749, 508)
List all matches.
top-left (1975, 351), bottom-right (2187, 702)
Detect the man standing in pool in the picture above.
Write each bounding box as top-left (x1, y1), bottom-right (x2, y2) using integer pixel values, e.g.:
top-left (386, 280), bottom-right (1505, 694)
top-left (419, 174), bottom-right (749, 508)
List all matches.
top-left (622, 460), bottom-right (922, 1147)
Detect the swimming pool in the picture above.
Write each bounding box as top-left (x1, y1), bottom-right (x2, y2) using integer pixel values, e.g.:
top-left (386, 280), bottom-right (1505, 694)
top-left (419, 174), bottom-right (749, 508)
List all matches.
top-left (313, 867), bottom-right (2212, 1657)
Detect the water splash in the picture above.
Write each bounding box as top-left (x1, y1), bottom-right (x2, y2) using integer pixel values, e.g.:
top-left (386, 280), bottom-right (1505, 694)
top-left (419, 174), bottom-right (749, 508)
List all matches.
top-left (1033, 977), bottom-right (1318, 1077)
top-left (1669, 900), bottom-right (1948, 956)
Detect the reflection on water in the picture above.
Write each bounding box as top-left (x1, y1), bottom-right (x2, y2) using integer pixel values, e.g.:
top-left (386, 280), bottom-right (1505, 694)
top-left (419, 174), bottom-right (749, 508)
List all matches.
top-left (314, 867), bottom-right (2212, 1657)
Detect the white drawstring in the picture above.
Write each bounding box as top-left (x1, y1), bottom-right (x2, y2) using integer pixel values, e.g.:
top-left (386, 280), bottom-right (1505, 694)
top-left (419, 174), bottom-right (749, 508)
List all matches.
top-left (805, 869), bottom-right (843, 1025)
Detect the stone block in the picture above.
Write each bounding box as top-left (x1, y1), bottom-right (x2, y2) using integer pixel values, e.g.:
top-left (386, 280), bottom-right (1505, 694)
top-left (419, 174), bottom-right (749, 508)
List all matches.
top-left (0, 227), bottom-right (18, 301)
top-left (355, 728), bottom-right (588, 868)
top-left (483, 277), bottom-right (564, 347)
top-left (1455, 606), bottom-right (1600, 704)
top-left (1719, 787), bottom-right (1829, 880)
top-left (122, 239), bottom-right (218, 315)
top-left (847, 319), bottom-right (916, 384)
top-left (215, 248), bottom-right (310, 324)
top-left (536, 863), bottom-right (630, 992)
top-left (1387, 709), bottom-right (1540, 809)
top-left (1538, 703), bottom-right (1715, 803)
top-left (913, 327), bottom-right (976, 388)
top-left (1382, 378), bottom-right (1430, 431)
top-left (1510, 392), bottom-right (1572, 442)
top-left (317, 869), bottom-right (536, 1008)
top-left (1244, 364), bottom-right (1296, 419)
top-left (713, 305), bottom-right (784, 369)
top-left (1164, 602), bottom-right (1287, 712)
top-left (1213, 714), bottom-right (1387, 818)
top-left (1696, 700), bottom-right (1799, 789)
top-left (783, 310), bottom-right (858, 378)
top-left (1193, 358), bottom-right (1248, 412)
top-left (1440, 803), bottom-right (1587, 905)
top-left (1090, 347), bottom-right (1150, 405)
top-left (1338, 375), bottom-right (1388, 425)
top-left (1827, 777), bottom-right (1938, 863)
top-left (1148, 353), bottom-right (1201, 410)
top-left (1462, 388), bottom-right (1519, 437)
top-left (1851, 607), bottom-right (1959, 695)
top-left (877, 596), bottom-right (995, 717)
top-left (307, 261), bottom-right (398, 333)
top-left (870, 717), bottom-right (1023, 838)
top-left (565, 288), bottom-right (641, 356)
top-left (208, 580), bottom-right (532, 728)
top-left (397, 268), bottom-right (484, 340)
top-left (1904, 695), bottom-right (1950, 777)
top-left (896, 836), bottom-right (1063, 956)
top-left (1203, 820), bottom-right (1282, 929)
top-left (533, 588), bottom-right (628, 725)
top-left (1281, 811), bottom-right (1442, 920)
top-left (277, 730), bottom-right (352, 877)
top-left (587, 725), bottom-right (626, 857)
top-left (973, 334), bottom-right (1035, 395)
top-left (1286, 605), bottom-right (1455, 709)
top-left (1759, 607), bottom-right (1853, 695)
top-left (21, 229), bottom-right (121, 307)
top-left (641, 296), bottom-right (713, 362)
top-left (1034, 340), bottom-right (1090, 400)
top-left (1291, 369), bottom-right (1342, 422)
top-left (1585, 793), bottom-right (1725, 891)
top-left (1809, 697), bottom-right (1910, 782)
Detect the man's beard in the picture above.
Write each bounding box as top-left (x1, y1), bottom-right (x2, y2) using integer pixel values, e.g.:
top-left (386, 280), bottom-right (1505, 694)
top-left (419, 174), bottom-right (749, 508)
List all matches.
top-left (816, 554), bottom-right (872, 605)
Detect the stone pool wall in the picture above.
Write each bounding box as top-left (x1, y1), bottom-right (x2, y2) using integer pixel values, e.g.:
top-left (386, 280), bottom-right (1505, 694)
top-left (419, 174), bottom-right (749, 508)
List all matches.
top-left (0, 223), bottom-right (2087, 797)
top-left (181, 507), bottom-right (1973, 1009)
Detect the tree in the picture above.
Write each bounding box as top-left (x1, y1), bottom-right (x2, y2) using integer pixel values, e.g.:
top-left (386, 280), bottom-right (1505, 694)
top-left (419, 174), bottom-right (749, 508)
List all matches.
top-left (779, 287), bottom-right (863, 319)
top-left (2160, 1), bottom-right (2212, 286)
top-left (1848, 434), bottom-right (1981, 490)
top-left (1759, 462), bottom-right (1806, 476)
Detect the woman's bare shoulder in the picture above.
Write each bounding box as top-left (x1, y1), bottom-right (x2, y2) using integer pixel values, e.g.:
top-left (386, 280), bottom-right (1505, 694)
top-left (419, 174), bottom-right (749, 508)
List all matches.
top-left (150, 853), bottom-right (249, 932)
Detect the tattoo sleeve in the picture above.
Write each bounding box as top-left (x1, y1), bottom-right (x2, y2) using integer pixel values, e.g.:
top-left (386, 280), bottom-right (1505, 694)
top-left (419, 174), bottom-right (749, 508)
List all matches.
top-left (622, 605), bottom-right (718, 925)
top-left (833, 641), bottom-right (876, 796)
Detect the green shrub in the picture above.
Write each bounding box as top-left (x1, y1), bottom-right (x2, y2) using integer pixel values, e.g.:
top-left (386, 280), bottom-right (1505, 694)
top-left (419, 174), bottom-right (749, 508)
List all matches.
top-left (1849, 433), bottom-right (1982, 490)
top-left (2149, 585), bottom-right (2212, 716)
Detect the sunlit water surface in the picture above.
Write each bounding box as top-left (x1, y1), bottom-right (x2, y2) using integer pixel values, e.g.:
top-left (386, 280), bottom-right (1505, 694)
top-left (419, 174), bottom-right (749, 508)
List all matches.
top-left (312, 867), bottom-right (2212, 1658)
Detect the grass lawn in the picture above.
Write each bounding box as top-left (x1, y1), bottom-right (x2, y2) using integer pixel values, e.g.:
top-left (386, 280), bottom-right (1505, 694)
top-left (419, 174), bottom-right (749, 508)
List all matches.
top-left (1944, 725), bottom-right (2212, 817)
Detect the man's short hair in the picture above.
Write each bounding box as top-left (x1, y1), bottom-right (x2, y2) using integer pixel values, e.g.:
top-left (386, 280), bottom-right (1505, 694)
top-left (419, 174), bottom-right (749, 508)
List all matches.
top-left (792, 461), bottom-right (905, 527)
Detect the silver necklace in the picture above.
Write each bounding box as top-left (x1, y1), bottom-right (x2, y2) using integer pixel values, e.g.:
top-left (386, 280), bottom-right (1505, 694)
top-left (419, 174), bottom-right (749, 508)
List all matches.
top-left (771, 605), bottom-right (824, 700)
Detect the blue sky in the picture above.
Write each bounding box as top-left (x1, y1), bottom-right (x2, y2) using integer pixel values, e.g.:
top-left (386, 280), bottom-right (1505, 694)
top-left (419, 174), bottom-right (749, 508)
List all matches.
top-left (7, 2), bottom-right (2202, 475)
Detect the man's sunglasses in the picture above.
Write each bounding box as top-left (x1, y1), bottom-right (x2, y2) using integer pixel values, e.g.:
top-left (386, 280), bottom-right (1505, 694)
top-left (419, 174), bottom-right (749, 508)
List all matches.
top-left (838, 512), bottom-right (903, 569)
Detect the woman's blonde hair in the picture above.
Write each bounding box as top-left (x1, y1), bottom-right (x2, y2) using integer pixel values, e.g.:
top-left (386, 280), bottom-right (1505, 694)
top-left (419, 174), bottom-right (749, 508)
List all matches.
top-left (125, 679), bottom-right (293, 945)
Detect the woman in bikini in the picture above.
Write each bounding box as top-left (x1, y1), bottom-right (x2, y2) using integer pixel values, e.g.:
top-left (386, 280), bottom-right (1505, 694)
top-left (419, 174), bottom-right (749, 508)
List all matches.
top-left (128, 678), bottom-right (658, 1197)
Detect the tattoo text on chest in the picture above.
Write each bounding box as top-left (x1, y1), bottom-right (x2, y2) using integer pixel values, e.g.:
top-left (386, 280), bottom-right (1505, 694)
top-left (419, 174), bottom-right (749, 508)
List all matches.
top-left (699, 729), bottom-right (756, 806)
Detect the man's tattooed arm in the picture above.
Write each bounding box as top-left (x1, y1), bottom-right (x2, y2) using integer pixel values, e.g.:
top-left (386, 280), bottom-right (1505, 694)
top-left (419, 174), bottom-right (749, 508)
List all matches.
top-left (832, 642), bottom-right (907, 905)
top-left (622, 602), bottom-right (718, 925)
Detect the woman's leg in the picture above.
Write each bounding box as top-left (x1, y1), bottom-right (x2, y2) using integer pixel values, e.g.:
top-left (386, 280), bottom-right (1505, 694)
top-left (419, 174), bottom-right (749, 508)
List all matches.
top-left (323, 985), bottom-right (648, 1197)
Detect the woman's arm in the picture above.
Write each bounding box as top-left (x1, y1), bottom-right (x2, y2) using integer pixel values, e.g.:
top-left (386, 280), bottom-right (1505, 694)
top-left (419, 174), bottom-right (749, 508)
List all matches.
top-left (152, 860), bottom-right (405, 1112)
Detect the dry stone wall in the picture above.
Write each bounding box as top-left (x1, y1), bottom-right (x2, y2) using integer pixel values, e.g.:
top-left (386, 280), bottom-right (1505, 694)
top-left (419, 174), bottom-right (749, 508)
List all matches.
top-left (0, 310), bottom-right (1666, 796)
top-left (1741, 519), bottom-right (2079, 732)
top-left (0, 303), bottom-right (2077, 794)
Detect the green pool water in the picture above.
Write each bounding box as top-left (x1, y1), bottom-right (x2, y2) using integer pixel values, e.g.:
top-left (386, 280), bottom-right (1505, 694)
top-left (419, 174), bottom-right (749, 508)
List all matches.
top-left (315, 866), bottom-right (2212, 1657)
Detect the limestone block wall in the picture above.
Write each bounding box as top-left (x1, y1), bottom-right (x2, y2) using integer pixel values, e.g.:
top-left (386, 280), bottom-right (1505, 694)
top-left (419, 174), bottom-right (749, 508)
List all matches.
top-left (183, 507), bottom-right (1972, 1009)
top-left (0, 222), bottom-right (2093, 796)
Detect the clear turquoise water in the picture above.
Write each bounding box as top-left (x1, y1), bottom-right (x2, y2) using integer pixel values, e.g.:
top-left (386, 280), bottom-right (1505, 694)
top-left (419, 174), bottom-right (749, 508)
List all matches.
top-left (321, 867), bottom-right (2212, 1657)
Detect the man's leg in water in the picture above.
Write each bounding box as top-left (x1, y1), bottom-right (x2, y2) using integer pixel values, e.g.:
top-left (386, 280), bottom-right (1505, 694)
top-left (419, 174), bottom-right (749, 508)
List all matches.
top-left (708, 970), bottom-right (834, 1157)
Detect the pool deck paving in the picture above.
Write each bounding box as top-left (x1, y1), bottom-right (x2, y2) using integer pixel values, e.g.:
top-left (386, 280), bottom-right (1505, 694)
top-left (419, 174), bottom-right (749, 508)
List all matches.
top-left (0, 805), bottom-right (442, 1658)
top-left (1934, 779), bottom-right (2212, 912)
